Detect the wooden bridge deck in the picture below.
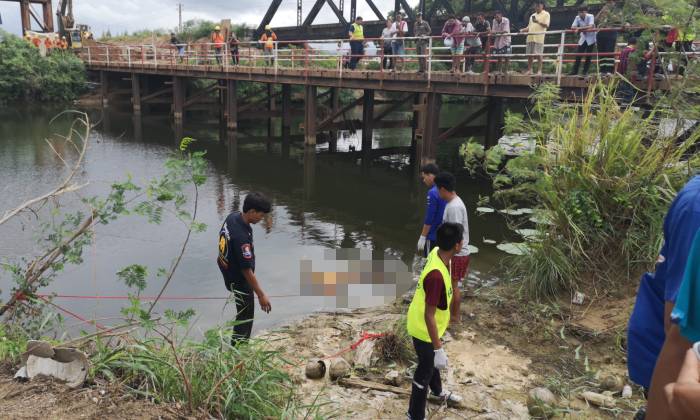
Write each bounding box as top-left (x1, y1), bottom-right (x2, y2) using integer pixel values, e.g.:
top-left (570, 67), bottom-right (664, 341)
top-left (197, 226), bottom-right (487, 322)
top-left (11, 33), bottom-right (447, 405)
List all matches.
top-left (85, 61), bottom-right (605, 99)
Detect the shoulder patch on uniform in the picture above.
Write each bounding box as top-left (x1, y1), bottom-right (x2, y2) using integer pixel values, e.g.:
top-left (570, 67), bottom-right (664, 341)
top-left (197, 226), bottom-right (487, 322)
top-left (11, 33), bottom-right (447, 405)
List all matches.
top-left (241, 243), bottom-right (252, 260)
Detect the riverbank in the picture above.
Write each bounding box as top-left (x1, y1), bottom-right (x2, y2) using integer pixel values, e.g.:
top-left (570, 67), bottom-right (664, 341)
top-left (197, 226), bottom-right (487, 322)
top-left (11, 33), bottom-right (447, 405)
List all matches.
top-left (262, 284), bottom-right (644, 419)
top-left (0, 283), bottom-right (644, 419)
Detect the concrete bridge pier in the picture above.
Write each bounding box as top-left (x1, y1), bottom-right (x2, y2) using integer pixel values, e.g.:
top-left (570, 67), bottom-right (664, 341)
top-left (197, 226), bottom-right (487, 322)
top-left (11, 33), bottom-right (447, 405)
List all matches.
top-left (304, 85), bottom-right (318, 146)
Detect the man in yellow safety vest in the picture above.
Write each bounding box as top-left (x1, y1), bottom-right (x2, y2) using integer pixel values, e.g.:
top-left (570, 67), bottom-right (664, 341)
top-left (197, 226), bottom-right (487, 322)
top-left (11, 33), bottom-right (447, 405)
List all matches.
top-left (406, 222), bottom-right (464, 419)
top-left (347, 16), bottom-right (364, 70)
top-left (260, 25), bottom-right (277, 65)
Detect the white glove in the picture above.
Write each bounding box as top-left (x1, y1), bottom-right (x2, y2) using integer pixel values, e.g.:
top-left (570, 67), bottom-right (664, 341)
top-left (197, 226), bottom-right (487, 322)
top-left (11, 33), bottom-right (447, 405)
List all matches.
top-left (434, 348), bottom-right (448, 371)
top-left (417, 235), bottom-right (427, 253)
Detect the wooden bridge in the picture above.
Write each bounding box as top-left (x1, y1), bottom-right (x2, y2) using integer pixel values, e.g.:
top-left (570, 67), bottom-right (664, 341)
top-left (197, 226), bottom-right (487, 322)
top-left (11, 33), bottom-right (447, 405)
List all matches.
top-left (80, 31), bottom-right (667, 166)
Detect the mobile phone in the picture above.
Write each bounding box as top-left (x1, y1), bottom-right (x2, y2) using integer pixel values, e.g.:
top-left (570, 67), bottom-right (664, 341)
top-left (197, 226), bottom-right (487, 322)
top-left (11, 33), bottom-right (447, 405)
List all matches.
top-left (693, 341), bottom-right (700, 360)
top-left (531, 15), bottom-right (536, 22)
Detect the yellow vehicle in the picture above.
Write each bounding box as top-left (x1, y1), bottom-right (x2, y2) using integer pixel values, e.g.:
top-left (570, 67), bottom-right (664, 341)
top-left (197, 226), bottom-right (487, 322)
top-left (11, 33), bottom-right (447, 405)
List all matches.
top-left (68, 28), bottom-right (82, 49)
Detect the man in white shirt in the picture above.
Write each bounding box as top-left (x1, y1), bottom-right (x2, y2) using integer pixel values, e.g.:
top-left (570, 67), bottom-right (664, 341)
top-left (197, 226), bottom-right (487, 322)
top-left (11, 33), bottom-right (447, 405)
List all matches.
top-left (570, 6), bottom-right (596, 76)
top-left (435, 172), bottom-right (470, 324)
top-left (390, 13), bottom-right (408, 71)
top-left (380, 19), bottom-right (394, 70)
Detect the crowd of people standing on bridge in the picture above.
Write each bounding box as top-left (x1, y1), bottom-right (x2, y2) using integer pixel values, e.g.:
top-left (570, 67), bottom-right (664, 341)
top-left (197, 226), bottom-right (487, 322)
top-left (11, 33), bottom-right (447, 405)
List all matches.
top-left (341, 0), bottom-right (696, 78)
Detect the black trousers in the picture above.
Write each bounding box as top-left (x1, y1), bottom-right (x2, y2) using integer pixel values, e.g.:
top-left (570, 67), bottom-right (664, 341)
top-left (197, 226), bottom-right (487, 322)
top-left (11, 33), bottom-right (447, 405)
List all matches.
top-left (408, 337), bottom-right (443, 420)
top-left (349, 41), bottom-right (364, 69)
top-left (597, 30), bottom-right (618, 74)
top-left (220, 263), bottom-right (256, 345)
top-left (572, 41), bottom-right (595, 75)
top-left (231, 281), bottom-right (255, 344)
top-left (383, 45), bottom-right (393, 69)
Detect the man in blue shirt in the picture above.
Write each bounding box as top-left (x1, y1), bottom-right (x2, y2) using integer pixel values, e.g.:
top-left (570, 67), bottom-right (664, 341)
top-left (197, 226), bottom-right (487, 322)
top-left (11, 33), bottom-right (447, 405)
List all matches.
top-left (627, 175), bottom-right (700, 418)
top-left (569, 6), bottom-right (596, 76)
top-left (417, 164), bottom-right (447, 257)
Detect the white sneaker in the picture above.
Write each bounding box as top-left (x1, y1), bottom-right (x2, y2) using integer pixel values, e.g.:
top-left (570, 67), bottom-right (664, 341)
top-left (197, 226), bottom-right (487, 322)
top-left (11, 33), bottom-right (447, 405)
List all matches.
top-left (429, 390), bottom-right (463, 406)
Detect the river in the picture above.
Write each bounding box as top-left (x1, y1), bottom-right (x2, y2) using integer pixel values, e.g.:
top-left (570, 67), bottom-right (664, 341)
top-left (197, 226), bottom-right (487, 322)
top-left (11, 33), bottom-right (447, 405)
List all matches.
top-left (0, 102), bottom-right (511, 336)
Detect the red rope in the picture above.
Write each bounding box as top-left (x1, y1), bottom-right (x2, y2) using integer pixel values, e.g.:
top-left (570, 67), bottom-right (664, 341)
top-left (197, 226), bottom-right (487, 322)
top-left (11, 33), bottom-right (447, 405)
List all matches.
top-left (36, 295), bottom-right (108, 330)
top-left (37, 293), bottom-right (300, 301)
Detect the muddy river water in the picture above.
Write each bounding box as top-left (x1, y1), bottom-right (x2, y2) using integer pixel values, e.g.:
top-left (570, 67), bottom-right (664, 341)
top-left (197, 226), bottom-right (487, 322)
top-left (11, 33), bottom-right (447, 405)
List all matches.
top-left (0, 102), bottom-right (512, 335)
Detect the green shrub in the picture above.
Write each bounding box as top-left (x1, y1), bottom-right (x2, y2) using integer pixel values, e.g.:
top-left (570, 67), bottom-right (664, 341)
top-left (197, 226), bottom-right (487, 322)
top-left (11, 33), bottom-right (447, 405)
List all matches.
top-left (462, 82), bottom-right (700, 299)
top-left (0, 31), bottom-right (86, 104)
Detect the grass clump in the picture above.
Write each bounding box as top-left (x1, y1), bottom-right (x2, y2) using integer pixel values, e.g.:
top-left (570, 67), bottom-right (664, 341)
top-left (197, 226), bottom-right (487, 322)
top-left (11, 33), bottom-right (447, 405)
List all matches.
top-left (462, 82), bottom-right (700, 299)
top-left (376, 316), bottom-right (415, 365)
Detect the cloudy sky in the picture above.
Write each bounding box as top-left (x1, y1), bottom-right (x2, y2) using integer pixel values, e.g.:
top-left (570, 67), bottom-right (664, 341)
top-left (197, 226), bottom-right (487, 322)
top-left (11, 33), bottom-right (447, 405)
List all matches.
top-left (0, 0), bottom-right (404, 36)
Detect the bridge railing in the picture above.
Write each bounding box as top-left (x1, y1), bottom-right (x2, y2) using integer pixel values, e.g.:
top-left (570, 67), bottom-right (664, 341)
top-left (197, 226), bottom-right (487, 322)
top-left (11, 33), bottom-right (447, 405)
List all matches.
top-left (79, 28), bottom-right (696, 89)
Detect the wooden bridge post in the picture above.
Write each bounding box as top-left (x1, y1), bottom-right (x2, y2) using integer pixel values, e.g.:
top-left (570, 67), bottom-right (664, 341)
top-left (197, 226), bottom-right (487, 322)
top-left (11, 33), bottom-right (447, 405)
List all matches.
top-left (173, 76), bottom-right (185, 122)
top-left (485, 97), bottom-right (504, 148)
top-left (362, 89), bottom-right (375, 163)
top-left (100, 71), bottom-right (109, 107)
top-left (267, 84), bottom-right (276, 138)
top-left (131, 73), bottom-right (141, 115)
top-left (304, 85), bottom-right (318, 146)
top-left (281, 84), bottom-right (292, 138)
top-left (226, 80), bottom-right (238, 132)
top-left (414, 92), bottom-right (441, 166)
top-left (329, 87), bottom-right (339, 153)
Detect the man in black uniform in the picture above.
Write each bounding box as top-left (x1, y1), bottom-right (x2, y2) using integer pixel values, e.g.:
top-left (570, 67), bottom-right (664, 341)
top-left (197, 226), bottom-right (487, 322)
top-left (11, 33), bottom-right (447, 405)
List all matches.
top-left (217, 192), bottom-right (273, 343)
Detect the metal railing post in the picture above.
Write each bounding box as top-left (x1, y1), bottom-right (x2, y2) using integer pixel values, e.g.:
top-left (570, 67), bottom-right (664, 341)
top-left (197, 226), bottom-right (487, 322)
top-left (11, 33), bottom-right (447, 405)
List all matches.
top-left (105, 46), bottom-right (109, 65)
top-left (127, 47), bottom-right (131, 67)
top-left (556, 31), bottom-right (565, 85)
top-left (427, 37), bottom-right (433, 84)
top-left (274, 41), bottom-right (279, 75)
top-left (153, 45), bottom-right (157, 69)
top-left (87, 47), bottom-right (91, 64)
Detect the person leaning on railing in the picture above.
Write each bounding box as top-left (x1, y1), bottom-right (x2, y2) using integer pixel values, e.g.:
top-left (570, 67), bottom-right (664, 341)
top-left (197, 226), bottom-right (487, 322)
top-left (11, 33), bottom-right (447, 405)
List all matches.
top-left (462, 17), bottom-right (481, 74)
top-left (569, 6), bottom-right (596, 77)
top-left (414, 12), bottom-right (432, 74)
top-left (229, 32), bottom-right (240, 66)
top-left (491, 10), bottom-right (512, 74)
top-left (170, 32), bottom-right (185, 63)
top-left (390, 13), bottom-right (409, 72)
top-left (442, 15), bottom-right (465, 73)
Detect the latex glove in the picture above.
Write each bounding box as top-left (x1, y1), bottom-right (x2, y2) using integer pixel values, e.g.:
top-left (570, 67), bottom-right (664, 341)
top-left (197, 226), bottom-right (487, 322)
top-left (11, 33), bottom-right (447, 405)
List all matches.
top-left (434, 348), bottom-right (448, 370)
top-left (417, 235), bottom-right (427, 254)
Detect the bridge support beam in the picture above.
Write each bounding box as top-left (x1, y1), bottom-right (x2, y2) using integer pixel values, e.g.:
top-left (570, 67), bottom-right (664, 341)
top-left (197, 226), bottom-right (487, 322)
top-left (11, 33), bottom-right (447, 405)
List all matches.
top-left (328, 87), bottom-right (339, 153)
top-left (281, 84), bottom-right (292, 138)
top-left (414, 92), bottom-right (442, 166)
top-left (304, 85), bottom-right (318, 146)
top-left (485, 97), bottom-right (504, 148)
top-left (173, 76), bottom-right (185, 122)
top-left (226, 80), bottom-right (238, 132)
top-left (100, 71), bottom-right (109, 107)
top-left (131, 73), bottom-right (141, 114)
top-left (267, 84), bottom-right (276, 138)
top-left (362, 89), bottom-right (375, 163)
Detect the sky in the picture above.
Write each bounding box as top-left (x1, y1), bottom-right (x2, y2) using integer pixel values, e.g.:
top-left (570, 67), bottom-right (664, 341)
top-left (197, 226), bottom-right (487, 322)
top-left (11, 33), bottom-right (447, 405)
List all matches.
top-left (0, 0), bottom-right (404, 37)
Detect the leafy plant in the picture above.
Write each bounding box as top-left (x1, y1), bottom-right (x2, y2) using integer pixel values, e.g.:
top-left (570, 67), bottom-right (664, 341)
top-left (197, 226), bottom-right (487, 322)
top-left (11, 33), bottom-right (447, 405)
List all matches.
top-left (0, 31), bottom-right (86, 104)
top-left (462, 82), bottom-right (700, 298)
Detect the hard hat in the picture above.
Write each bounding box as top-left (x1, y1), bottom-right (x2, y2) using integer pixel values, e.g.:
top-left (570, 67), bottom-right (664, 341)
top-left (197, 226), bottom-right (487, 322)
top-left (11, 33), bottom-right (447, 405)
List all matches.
top-left (215, 25), bottom-right (221, 30)
top-left (265, 25), bottom-right (272, 30)
top-left (462, 16), bottom-right (470, 22)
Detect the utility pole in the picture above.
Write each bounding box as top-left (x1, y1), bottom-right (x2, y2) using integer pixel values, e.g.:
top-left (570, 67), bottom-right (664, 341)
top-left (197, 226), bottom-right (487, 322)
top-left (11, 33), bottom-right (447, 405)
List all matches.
top-left (177, 3), bottom-right (183, 32)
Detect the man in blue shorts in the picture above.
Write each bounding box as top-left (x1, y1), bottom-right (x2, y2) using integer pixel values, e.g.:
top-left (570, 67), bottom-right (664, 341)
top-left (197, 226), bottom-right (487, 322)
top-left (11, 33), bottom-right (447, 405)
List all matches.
top-left (627, 174), bottom-right (700, 418)
top-left (416, 163), bottom-right (447, 258)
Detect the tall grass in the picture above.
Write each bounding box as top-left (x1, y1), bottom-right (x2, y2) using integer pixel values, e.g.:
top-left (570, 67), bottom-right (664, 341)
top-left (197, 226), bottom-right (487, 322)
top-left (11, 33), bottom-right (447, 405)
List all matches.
top-left (462, 82), bottom-right (700, 299)
top-left (91, 327), bottom-right (322, 419)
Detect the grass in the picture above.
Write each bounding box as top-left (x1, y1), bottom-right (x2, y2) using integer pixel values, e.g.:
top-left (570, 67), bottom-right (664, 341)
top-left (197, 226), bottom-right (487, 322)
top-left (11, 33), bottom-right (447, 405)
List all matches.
top-left (89, 326), bottom-right (327, 419)
top-left (375, 316), bottom-right (415, 365)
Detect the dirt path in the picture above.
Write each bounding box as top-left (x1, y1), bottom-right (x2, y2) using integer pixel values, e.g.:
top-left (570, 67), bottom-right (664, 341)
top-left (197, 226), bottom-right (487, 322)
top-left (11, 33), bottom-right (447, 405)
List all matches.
top-left (0, 375), bottom-right (182, 419)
